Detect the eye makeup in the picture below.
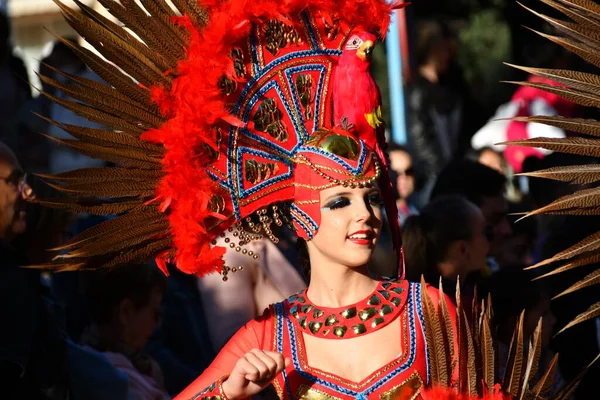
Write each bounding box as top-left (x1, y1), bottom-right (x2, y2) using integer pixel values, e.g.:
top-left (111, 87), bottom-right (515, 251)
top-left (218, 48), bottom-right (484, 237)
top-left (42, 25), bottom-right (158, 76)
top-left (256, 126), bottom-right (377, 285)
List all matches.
top-left (320, 191), bottom-right (382, 212)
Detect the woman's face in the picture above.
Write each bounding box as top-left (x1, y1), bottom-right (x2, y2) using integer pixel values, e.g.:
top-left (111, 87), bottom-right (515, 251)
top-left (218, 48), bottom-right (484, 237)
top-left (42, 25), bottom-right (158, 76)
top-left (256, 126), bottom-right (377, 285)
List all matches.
top-left (389, 150), bottom-right (415, 200)
top-left (307, 185), bottom-right (383, 268)
top-left (121, 287), bottom-right (163, 351)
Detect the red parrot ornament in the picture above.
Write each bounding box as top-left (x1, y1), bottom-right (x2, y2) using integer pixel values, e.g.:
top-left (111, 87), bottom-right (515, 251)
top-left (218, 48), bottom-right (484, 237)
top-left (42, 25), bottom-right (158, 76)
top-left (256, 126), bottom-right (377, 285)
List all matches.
top-left (333, 31), bottom-right (382, 148)
top-left (333, 31), bottom-right (403, 277)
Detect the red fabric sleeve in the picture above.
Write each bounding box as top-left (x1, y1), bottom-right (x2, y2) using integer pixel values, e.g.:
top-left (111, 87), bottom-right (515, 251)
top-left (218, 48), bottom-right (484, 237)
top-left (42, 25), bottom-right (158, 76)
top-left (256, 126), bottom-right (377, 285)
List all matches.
top-left (175, 308), bottom-right (274, 400)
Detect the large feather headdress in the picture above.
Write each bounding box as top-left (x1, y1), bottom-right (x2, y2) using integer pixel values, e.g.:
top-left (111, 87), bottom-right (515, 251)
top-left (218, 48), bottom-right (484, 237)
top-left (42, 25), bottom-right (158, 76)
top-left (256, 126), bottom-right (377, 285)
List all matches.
top-left (496, 0), bottom-right (600, 331)
top-left (36, 0), bottom-right (404, 276)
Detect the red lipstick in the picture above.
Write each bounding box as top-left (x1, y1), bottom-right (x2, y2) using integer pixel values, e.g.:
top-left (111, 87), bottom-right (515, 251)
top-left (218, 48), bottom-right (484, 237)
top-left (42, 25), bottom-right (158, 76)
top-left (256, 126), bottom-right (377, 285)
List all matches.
top-left (347, 230), bottom-right (374, 246)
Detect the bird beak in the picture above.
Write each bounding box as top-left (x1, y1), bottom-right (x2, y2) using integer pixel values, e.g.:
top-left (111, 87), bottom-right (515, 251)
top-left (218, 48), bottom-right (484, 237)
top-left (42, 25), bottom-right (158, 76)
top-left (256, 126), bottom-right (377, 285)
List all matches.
top-left (357, 40), bottom-right (375, 61)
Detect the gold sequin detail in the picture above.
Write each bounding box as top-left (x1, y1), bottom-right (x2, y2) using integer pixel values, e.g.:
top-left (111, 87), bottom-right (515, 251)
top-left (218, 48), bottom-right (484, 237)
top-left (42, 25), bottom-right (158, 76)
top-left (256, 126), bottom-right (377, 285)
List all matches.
top-left (333, 326), bottom-right (347, 337)
top-left (372, 317), bottom-right (385, 328)
top-left (379, 371), bottom-right (423, 400)
top-left (264, 19), bottom-right (302, 56)
top-left (252, 98), bottom-right (288, 142)
top-left (368, 294), bottom-right (381, 305)
top-left (208, 195), bottom-right (226, 213)
top-left (245, 159), bottom-right (279, 184)
top-left (352, 323), bottom-right (367, 335)
top-left (380, 305), bottom-right (393, 316)
top-left (308, 321), bottom-right (322, 334)
top-left (358, 307), bottom-right (377, 321)
top-left (296, 385), bottom-right (342, 400)
top-left (341, 307), bottom-right (357, 319)
top-left (325, 315), bottom-right (338, 326)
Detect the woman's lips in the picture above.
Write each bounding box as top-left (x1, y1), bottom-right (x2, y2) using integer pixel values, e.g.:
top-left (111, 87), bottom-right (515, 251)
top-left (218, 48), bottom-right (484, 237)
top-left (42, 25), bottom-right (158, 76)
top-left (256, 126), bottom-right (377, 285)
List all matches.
top-left (347, 230), bottom-right (374, 246)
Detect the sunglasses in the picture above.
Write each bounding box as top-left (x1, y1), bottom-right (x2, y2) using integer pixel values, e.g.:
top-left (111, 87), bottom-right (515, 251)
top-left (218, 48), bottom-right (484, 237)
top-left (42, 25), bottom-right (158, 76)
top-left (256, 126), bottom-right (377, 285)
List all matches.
top-left (397, 167), bottom-right (415, 177)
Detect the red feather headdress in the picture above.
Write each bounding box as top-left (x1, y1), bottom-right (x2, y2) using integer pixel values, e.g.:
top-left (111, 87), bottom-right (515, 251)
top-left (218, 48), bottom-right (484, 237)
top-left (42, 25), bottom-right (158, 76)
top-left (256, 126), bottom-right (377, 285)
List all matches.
top-left (37, 0), bottom-right (405, 277)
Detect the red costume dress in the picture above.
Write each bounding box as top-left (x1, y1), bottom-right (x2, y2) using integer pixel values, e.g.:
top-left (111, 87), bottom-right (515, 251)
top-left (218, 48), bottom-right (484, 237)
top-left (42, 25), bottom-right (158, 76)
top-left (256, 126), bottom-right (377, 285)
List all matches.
top-left (178, 280), bottom-right (447, 400)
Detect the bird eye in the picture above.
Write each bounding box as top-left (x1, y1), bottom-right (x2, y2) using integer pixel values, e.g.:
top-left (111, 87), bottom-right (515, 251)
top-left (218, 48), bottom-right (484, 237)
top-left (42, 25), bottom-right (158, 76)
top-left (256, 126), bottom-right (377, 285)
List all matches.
top-left (352, 39), bottom-right (358, 45)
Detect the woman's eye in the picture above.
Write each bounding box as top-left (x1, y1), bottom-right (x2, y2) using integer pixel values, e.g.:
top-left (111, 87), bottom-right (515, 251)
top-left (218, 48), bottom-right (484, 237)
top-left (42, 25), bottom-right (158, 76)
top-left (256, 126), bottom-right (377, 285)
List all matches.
top-left (322, 197), bottom-right (351, 211)
top-left (368, 194), bottom-right (383, 207)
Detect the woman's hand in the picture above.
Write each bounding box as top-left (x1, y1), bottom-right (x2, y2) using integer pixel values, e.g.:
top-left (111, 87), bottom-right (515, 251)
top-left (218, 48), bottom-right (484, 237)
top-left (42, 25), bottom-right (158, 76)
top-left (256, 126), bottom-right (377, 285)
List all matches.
top-left (222, 349), bottom-right (290, 399)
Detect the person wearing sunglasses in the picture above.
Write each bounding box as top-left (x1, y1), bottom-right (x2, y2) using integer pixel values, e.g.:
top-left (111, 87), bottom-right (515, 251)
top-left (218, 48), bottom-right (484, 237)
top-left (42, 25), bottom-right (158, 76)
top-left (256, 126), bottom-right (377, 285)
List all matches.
top-left (0, 141), bottom-right (41, 399)
top-left (0, 141), bottom-right (33, 241)
top-left (388, 145), bottom-right (419, 226)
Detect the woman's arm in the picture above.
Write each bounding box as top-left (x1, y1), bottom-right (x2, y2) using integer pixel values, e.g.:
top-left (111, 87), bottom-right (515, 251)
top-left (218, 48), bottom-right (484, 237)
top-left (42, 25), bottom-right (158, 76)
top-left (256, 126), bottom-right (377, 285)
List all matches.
top-left (174, 309), bottom-right (274, 400)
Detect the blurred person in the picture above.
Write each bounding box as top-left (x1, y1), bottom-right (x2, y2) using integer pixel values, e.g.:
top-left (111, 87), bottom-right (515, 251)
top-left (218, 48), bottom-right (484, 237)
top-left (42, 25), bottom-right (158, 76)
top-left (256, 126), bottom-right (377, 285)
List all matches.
top-left (480, 266), bottom-right (564, 395)
top-left (406, 19), bottom-right (469, 207)
top-left (148, 229), bottom-right (306, 394)
top-left (388, 144), bottom-right (418, 225)
top-left (0, 142), bottom-right (69, 399)
top-left (0, 13), bottom-right (31, 158)
top-left (402, 195), bottom-right (490, 300)
top-left (430, 160), bottom-right (511, 266)
top-left (198, 231), bottom-right (306, 353)
top-left (471, 71), bottom-right (578, 174)
top-left (474, 147), bottom-right (506, 175)
top-left (81, 264), bottom-right (170, 400)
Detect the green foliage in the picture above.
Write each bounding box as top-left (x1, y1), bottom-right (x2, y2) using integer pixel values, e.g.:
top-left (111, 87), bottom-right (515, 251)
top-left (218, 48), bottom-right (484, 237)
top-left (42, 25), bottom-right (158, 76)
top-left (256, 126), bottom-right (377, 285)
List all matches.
top-left (458, 8), bottom-right (513, 110)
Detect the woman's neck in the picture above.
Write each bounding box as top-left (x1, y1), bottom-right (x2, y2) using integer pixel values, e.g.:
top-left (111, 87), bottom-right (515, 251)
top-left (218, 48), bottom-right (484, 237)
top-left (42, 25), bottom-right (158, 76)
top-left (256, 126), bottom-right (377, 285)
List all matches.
top-left (306, 265), bottom-right (378, 308)
top-left (396, 198), bottom-right (407, 209)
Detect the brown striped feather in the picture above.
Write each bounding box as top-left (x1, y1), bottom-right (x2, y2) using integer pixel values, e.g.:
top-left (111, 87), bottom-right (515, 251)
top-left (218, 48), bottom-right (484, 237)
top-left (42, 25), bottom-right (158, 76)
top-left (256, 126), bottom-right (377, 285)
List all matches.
top-left (43, 135), bottom-right (161, 169)
top-left (72, 0), bottom-right (176, 72)
top-left (46, 34), bottom-right (150, 105)
top-left (54, 208), bottom-right (163, 250)
top-left (31, 198), bottom-right (141, 215)
top-left (502, 80), bottom-right (600, 109)
top-left (553, 269), bottom-right (600, 299)
top-left (36, 115), bottom-right (163, 152)
top-left (503, 312), bottom-right (524, 396)
top-left (37, 74), bottom-right (165, 129)
top-left (41, 63), bottom-right (159, 115)
top-left (557, 301), bottom-right (600, 333)
top-left (532, 252), bottom-right (600, 280)
top-left (518, 164), bottom-right (600, 184)
top-left (38, 168), bottom-right (163, 183)
top-left (40, 91), bottom-right (146, 135)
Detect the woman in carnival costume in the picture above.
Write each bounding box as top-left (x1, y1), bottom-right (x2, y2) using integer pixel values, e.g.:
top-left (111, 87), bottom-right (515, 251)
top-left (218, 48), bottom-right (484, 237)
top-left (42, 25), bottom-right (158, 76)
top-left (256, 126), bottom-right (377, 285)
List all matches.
top-left (36, 0), bottom-right (592, 399)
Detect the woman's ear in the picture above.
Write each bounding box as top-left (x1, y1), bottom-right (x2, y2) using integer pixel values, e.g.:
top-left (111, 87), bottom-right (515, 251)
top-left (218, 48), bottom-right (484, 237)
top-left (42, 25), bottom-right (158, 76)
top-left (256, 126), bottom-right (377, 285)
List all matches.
top-left (446, 240), bottom-right (468, 262)
top-left (118, 298), bottom-right (134, 327)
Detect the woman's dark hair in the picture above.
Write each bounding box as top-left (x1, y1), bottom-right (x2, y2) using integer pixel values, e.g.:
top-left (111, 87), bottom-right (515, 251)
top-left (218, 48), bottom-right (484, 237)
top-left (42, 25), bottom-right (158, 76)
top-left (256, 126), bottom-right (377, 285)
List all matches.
top-left (415, 19), bottom-right (446, 67)
top-left (402, 195), bottom-right (480, 283)
top-left (84, 263), bottom-right (167, 325)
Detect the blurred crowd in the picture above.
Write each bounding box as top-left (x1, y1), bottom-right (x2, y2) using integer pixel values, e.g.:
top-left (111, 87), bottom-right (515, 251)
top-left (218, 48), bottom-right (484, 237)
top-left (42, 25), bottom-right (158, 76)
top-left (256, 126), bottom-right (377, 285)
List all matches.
top-left (0, 10), bottom-right (599, 400)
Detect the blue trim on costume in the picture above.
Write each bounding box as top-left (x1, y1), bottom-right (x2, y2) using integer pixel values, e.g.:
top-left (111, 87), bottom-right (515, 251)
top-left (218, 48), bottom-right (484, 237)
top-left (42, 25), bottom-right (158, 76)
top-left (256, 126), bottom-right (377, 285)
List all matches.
top-left (289, 204), bottom-right (318, 238)
top-left (282, 282), bottom-right (418, 397)
top-left (283, 64), bottom-right (326, 136)
top-left (233, 48), bottom-right (341, 116)
top-left (275, 302), bottom-right (295, 399)
top-left (416, 283), bottom-right (430, 383)
top-left (298, 141), bottom-right (368, 176)
top-left (240, 80), bottom-right (303, 157)
top-left (235, 146), bottom-right (293, 199)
